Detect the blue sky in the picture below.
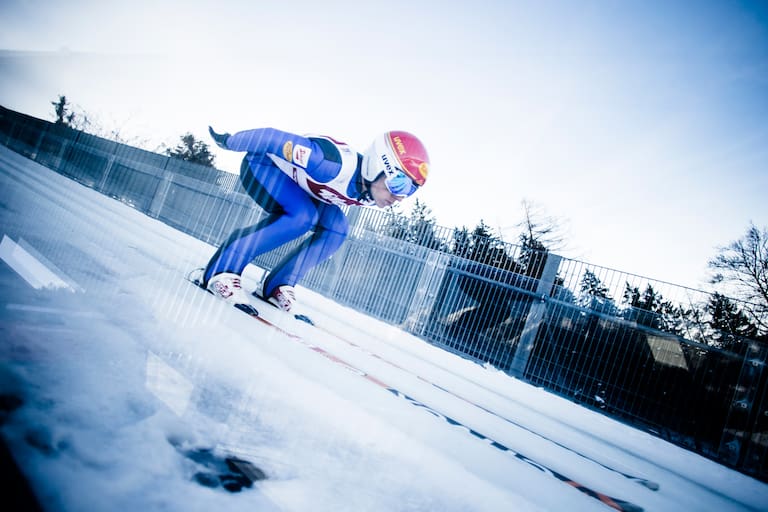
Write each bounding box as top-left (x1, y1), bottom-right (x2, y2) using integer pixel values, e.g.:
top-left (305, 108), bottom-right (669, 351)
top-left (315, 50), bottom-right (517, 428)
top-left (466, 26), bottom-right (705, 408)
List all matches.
top-left (1, 0), bottom-right (766, 290)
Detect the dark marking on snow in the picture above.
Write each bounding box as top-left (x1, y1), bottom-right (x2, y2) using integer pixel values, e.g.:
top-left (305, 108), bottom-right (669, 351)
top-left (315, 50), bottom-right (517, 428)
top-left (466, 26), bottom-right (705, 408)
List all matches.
top-left (172, 442), bottom-right (267, 492)
top-left (0, 393), bottom-right (23, 425)
top-left (23, 425), bottom-right (69, 457)
top-left (294, 313), bottom-right (314, 325)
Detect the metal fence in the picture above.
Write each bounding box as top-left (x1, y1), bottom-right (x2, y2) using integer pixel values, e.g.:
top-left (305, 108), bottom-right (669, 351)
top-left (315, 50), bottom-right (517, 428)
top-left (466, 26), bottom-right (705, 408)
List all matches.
top-left (1, 104), bottom-right (766, 482)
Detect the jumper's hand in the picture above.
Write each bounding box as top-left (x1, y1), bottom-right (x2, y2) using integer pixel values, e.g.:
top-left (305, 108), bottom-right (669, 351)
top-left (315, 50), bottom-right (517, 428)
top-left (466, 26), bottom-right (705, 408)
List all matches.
top-left (208, 126), bottom-right (230, 149)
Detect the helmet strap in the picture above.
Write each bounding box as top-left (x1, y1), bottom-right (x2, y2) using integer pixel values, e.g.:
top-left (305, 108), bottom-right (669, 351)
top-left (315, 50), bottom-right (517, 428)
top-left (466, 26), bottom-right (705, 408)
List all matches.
top-left (357, 153), bottom-right (373, 202)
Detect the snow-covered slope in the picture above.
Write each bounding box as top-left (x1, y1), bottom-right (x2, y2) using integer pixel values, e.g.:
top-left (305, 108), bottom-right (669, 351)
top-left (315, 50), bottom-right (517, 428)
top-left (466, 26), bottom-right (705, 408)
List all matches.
top-left (0, 144), bottom-right (766, 512)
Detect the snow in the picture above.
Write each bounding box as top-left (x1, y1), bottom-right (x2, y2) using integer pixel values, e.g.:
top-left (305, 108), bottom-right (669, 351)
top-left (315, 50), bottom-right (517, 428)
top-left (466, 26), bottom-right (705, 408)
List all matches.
top-left (0, 142), bottom-right (766, 512)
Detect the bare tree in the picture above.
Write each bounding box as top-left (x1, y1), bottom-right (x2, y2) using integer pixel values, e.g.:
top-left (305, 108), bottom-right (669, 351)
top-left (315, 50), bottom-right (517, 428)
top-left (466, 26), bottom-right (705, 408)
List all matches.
top-left (514, 199), bottom-right (567, 252)
top-left (512, 199), bottom-right (568, 278)
top-left (50, 95), bottom-right (158, 150)
top-left (709, 222), bottom-right (768, 336)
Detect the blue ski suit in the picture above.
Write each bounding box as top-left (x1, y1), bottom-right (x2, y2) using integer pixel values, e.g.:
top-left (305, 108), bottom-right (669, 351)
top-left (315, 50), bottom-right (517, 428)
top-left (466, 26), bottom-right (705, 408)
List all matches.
top-left (203, 128), bottom-right (374, 298)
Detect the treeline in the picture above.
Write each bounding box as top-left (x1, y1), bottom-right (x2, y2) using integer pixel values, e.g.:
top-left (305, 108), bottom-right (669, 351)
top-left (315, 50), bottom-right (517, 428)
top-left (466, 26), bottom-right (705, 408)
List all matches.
top-left (51, 95), bottom-right (216, 167)
top-left (52, 95), bottom-right (767, 347)
top-left (383, 197), bottom-right (768, 350)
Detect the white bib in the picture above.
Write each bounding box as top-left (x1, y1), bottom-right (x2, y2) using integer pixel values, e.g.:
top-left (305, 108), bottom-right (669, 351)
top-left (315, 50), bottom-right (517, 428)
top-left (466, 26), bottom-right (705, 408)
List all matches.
top-left (267, 136), bottom-right (365, 206)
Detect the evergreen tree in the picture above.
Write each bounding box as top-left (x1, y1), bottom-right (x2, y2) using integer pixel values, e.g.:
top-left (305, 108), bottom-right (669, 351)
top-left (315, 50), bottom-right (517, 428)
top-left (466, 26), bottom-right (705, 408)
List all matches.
top-left (578, 269), bottom-right (616, 314)
top-left (166, 133), bottom-right (216, 167)
top-left (475, 221), bottom-right (517, 270)
top-left (408, 199), bottom-right (443, 250)
top-left (51, 95), bottom-right (76, 126)
top-left (50, 94), bottom-right (92, 131)
top-left (451, 220), bottom-right (521, 272)
top-left (580, 270), bottom-right (610, 298)
top-left (382, 203), bottom-right (409, 240)
top-left (451, 226), bottom-right (473, 260)
top-left (707, 292), bottom-right (759, 349)
top-left (383, 199), bottom-right (443, 250)
top-left (470, 220), bottom-right (497, 264)
top-left (622, 283), bottom-right (678, 331)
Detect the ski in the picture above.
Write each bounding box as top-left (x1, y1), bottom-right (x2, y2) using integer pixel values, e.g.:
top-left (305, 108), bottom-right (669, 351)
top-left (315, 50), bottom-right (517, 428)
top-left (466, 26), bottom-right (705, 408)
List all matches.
top-left (186, 272), bottom-right (303, 339)
top-left (309, 322), bottom-right (659, 491)
top-left (249, 293), bottom-right (315, 325)
top-left (186, 273), bottom-right (645, 512)
top-left (387, 387), bottom-right (644, 512)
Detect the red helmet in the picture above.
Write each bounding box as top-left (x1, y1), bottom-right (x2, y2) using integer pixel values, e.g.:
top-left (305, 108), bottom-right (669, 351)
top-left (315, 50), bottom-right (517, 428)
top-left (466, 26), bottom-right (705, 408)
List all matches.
top-left (363, 131), bottom-right (430, 189)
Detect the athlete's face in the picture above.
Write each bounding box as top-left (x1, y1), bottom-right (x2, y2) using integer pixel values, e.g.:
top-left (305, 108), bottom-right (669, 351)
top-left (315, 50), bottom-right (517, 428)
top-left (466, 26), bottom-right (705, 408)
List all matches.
top-left (369, 174), bottom-right (406, 208)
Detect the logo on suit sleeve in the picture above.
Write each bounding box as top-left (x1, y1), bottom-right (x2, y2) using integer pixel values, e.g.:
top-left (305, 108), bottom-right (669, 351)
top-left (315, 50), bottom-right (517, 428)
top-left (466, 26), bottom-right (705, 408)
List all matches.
top-left (282, 141), bottom-right (293, 162)
top-left (293, 144), bottom-right (311, 168)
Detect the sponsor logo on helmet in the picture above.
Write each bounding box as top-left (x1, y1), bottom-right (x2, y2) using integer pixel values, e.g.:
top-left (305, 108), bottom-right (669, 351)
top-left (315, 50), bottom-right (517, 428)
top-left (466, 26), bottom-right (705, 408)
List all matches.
top-left (381, 153), bottom-right (393, 173)
top-left (392, 135), bottom-right (407, 155)
top-left (386, 131), bottom-right (430, 186)
top-left (282, 141), bottom-right (293, 162)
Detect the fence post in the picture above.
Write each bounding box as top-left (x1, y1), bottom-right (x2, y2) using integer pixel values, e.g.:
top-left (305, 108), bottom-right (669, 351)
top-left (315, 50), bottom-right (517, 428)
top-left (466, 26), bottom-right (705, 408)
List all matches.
top-left (97, 154), bottom-right (116, 193)
top-left (405, 250), bottom-right (450, 335)
top-left (148, 158), bottom-right (173, 219)
top-left (30, 125), bottom-right (46, 161)
top-left (508, 254), bottom-right (562, 378)
top-left (54, 136), bottom-right (71, 171)
top-left (717, 341), bottom-right (768, 469)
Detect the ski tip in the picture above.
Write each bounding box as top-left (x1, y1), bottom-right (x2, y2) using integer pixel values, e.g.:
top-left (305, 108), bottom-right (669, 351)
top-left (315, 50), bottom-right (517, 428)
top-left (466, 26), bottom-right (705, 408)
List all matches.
top-left (614, 500), bottom-right (644, 512)
top-left (235, 303), bottom-right (259, 316)
top-left (185, 268), bottom-right (206, 288)
top-left (639, 480), bottom-right (660, 491)
top-left (294, 313), bottom-right (314, 325)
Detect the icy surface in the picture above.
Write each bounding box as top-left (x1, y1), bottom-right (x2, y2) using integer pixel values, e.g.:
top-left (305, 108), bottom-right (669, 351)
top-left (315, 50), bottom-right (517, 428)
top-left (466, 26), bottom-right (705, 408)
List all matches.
top-left (0, 144), bottom-right (766, 511)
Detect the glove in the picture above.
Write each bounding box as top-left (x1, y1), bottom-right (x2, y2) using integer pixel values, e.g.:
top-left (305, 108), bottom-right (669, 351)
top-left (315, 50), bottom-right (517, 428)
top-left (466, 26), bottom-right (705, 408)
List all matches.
top-left (208, 126), bottom-right (230, 149)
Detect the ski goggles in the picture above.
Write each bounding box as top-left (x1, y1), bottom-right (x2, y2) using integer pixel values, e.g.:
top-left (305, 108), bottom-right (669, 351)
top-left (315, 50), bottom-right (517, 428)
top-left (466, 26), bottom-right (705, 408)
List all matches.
top-left (384, 168), bottom-right (419, 198)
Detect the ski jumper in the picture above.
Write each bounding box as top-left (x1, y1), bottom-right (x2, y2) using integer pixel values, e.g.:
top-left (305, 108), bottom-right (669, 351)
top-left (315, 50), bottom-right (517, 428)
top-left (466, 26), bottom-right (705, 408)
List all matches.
top-left (203, 128), bottom-right (373, 298)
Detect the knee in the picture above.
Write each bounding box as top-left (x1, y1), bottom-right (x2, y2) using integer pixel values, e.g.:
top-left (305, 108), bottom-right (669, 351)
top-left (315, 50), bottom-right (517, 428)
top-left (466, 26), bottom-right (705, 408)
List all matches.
top-left (323, 208), bottom-right (349, 240)
top-left (290, 201), bottom-right (320, 232)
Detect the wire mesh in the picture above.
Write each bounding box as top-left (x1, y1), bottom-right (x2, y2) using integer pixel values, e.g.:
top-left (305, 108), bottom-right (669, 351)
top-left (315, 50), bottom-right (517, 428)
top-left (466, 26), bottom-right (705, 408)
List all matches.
top-left (1, 104), bottom-right (766, 482)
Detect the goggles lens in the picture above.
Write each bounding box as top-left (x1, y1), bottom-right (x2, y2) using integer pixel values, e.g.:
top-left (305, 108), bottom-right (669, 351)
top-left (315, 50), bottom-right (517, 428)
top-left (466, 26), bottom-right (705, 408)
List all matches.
top-left (384, 168), bottom-right (419, 197)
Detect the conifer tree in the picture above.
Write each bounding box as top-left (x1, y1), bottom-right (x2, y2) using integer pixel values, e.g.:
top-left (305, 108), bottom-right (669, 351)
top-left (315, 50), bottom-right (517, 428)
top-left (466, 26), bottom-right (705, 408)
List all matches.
top-left (166, 133), bottom-right (216, 167)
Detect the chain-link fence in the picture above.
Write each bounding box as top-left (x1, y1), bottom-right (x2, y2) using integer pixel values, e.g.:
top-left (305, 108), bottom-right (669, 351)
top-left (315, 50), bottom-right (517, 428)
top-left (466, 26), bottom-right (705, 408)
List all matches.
top-left (1, 104), bottom-right (766, 482)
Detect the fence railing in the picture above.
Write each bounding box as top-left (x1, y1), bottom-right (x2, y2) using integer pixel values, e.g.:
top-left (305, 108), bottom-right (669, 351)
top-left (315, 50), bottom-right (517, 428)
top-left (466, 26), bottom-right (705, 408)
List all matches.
top-left (1, 104), bottom-right (766, 482)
